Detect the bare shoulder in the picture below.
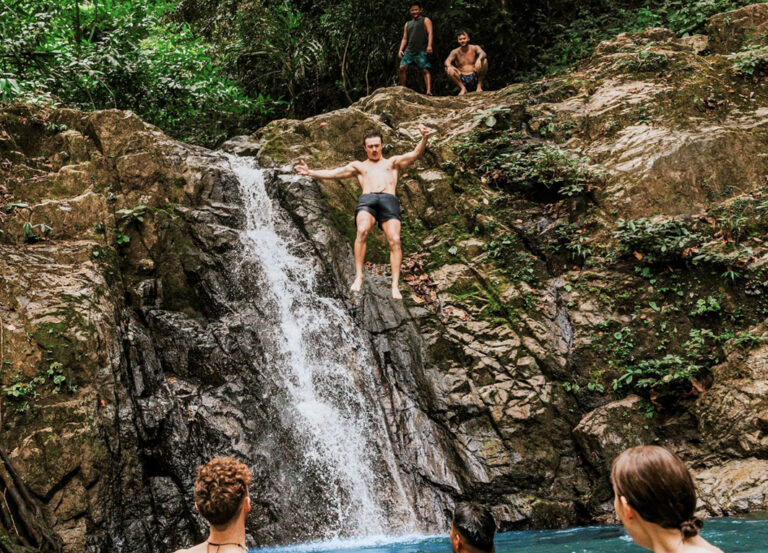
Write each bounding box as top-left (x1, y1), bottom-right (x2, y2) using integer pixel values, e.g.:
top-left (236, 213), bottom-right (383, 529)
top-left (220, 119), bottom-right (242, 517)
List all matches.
top-left (683, 542), bottom-right (724, 553)
top-left (173, 542), bottom-right (207, 553)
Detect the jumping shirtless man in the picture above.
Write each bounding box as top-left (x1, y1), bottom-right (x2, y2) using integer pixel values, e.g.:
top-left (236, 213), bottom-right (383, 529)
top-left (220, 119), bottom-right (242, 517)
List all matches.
top-left (444, 30), bottom-right (488, 95)
top-left (295, 126), bottom-right (430, 299)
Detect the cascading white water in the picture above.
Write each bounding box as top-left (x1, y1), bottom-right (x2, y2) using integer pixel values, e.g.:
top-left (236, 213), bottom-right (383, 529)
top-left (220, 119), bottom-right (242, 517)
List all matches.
top-left (227, 154), bottom-right (417, 539)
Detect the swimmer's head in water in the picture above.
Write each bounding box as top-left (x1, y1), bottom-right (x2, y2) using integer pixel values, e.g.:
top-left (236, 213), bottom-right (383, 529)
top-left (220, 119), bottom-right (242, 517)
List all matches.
top-left (611, 445), bottom-right (701, 538)
top-left (194, 457), bottom-right (252, 527)
top-left (362, 130), bottom-right (383, 160)
top-left (450, 502), bottom-right (496, 553)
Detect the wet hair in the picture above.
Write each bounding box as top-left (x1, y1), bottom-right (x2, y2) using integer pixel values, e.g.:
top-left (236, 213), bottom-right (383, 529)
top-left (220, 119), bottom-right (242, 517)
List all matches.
top-left (194, 457), bottom-right (252, 526)
top-left (452, 502), bottom-right (496, 552)
top-left (362, 130), bottom-right (383, 147)
top-left (410, 2), bottom-right (422, 8)
top-left (611, 446), bottom-right (702, 539)
top-left (457, 30), bottom-right (471, 39)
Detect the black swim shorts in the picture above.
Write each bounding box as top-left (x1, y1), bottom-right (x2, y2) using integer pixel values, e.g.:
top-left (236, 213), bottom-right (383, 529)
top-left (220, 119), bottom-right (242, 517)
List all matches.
top-left (460, 71), bottom-right (478, 92)
top-left (354, 193), bottom-right (401, 227)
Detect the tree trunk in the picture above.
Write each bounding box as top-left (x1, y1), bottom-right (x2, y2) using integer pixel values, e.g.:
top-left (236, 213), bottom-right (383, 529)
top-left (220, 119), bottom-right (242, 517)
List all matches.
top-left (73, 0), bottom-right (82, 43)
top-left (0, 446), bottom-right (63, 553)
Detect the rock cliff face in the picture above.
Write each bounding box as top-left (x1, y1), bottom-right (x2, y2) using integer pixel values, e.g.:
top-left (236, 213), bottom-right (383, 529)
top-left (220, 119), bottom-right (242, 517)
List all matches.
top-left (3, 4), bottom-right (768, 553)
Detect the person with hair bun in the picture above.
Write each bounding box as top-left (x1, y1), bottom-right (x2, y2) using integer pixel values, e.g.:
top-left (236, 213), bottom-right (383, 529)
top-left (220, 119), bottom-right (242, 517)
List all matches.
top-left (611, 446), bottom-right (724, 553)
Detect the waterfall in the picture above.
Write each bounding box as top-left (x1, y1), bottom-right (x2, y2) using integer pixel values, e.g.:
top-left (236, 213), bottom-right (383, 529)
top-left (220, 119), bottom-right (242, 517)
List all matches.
top-left (226, 154), bottom-right (417, 539)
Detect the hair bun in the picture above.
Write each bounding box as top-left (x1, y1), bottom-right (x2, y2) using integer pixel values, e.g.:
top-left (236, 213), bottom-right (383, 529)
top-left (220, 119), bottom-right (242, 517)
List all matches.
top-left (680, 517), bottom-right (703, 538)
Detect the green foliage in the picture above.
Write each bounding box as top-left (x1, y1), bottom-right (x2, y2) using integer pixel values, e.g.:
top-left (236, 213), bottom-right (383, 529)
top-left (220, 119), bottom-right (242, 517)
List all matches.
top-left (114, 229), bottom-right (131, 247)
top-left (535, 0), bottom-right (762, 77)
top-left (0, 77), bottom-right (21, 102)
top-left (2, 0), bottom-right (760, 146)
top-left (21, 221), bottom-right (52, 243)
top-left (484, 234), bottom-right (540, 284)
top-left (0, 0), bottom-right (275, 145)
top-left (612, 354), bottom-right (704, 392)
top-left (614, 217), bottom-right (703, 264)
top-left (116, 205), bottom-right (147, 223)
top-left (690, 295), bottom-right (722, 316)
top-left (457, 133), bottom-right (602, 202)
top-left (729, 45), bottom-right (768, 78)
top-left (2, 362), bottom-right (72, 413)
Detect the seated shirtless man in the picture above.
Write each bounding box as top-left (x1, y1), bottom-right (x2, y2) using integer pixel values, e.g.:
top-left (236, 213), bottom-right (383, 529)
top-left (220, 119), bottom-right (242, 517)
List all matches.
top-left (295, 125), bottom-right (430, 299)
top-left (444, 30), bottom-right (488, 95)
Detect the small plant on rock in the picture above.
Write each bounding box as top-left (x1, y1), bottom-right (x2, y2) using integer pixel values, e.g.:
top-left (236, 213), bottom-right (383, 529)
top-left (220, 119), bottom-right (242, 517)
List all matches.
top-left (614, 217), bottom-right (704, 264)
top-left (612, 354), bottom-right (704, 394)
top-left (22, 221), bottom-right (52, 243)
top-left (690, 296), bottom-right (721, 316)
top-left (729, 45), bottom-right (768, 78)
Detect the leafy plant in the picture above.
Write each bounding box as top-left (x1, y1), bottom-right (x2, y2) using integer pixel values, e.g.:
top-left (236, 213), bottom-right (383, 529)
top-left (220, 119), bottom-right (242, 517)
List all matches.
top-left (0, 76), bottom-right (21, 102)
top-left (729, 45), bottom-right (768, 77)
top-left (614, 217), bottom-right (704, 264)
top-left (612, 354), bottom-right (704, 392)
top-left (114, 229), bottom-right (131, 246)
top-left (690, 296), bottom-right (721, 316)
top-left (457, 137), bottom-right (602, 202)
top-left (116, 204), bottom-right (147, 223)
top-left (22, 222), bottom-right (53, 243)
top-left (0, 0), bottom-right (274, 146)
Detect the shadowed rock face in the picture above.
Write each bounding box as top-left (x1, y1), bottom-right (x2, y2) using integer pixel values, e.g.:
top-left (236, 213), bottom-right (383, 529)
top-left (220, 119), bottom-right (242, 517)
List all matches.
top-left (4, 4), bottom-right (768, 553)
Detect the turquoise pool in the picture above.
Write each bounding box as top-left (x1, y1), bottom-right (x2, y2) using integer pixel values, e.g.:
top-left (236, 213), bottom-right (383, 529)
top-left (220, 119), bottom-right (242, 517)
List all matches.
top-left (252, 516), bottom-right (767, 553)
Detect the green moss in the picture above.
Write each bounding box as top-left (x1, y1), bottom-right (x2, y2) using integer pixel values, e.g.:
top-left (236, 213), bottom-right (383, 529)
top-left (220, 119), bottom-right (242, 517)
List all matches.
top-left (258, 134), bottom-right (290, 165)
top-left (616, 50), bottom-right (670, 73)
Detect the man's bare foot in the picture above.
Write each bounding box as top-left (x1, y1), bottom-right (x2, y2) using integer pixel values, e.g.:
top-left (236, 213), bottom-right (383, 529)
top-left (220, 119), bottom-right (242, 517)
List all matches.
top-left (392, 286), bottom-right (403, 300)
top-left (351, 276), bottom-right (363, 293)
top-left (477, 84), bottom-right (483, 92)
top-left (458, 88), bottom-right (467, 96)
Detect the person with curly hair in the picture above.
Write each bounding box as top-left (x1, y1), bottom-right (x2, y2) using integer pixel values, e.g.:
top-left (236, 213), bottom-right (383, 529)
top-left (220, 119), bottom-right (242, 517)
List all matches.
top-left (612, 446), bottom-right (724, 553)
top-left (174, 457), bottom-right (253, 553)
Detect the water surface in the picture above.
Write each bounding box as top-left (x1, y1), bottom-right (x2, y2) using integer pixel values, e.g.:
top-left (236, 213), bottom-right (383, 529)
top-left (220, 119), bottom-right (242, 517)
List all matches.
top-left (252, 517), bottom-right (767, 553)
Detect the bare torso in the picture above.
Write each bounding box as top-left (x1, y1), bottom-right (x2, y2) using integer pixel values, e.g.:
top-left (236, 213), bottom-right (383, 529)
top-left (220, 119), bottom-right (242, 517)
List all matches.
top-left (452, 45), bottom-right (480, 74)
top-left (352, 158), bottom-right (399, 195)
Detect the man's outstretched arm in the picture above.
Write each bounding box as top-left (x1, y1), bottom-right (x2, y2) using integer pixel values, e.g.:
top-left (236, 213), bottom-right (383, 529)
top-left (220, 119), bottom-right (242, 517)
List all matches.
top-left (295, 160), bottom-right (358, 180)
top-left (392, 125), bottom-right (430, 170)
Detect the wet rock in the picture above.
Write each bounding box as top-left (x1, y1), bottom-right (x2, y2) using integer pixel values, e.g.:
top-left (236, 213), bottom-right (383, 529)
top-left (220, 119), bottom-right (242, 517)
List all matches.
top-left (696, 458), bottom-right (768, 515)
top-left (573, 395), bottom-right (658, 473)
top-left (6, 6), bottom-right (768, 547)
top-left (708, 3), bottom-right (768, 54)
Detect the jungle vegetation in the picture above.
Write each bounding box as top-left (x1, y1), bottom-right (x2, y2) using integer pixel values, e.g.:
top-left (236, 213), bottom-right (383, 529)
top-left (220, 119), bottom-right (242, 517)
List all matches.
top-left (0, 0), bottom-right (761, 145)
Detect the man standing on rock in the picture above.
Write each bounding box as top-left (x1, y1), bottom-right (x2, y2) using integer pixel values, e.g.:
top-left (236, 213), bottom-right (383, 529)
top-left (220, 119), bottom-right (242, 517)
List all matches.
top-left (445, 30), bottom-right (488, 95)
top-left (174, 457), bottom-right (252, 553)
top-left (398, 2), bottom-right (434, 95)
top-left (295, 125), bottom-right (430, 300)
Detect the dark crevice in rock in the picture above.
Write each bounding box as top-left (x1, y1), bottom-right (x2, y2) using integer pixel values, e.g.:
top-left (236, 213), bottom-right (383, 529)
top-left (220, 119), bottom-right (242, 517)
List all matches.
top-left (40, 468), bottom-right (81, 504)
